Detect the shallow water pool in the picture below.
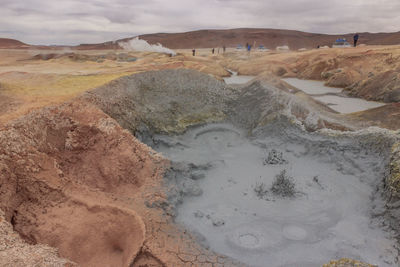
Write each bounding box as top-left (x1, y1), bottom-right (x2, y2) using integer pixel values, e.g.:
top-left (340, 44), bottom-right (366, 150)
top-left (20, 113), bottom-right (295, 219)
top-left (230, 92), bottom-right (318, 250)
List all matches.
top-left (283, 78), bottom-right (385, 113)
top-left (223, 70), bottom-right (256, 84)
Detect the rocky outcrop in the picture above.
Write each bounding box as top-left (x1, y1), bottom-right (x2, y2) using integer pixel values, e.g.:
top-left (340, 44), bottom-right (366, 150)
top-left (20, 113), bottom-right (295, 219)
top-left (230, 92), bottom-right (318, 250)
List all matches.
top-left (346, 69), bottom-right (400, 102)
top-left (323, 68), bottom-right (362, 88)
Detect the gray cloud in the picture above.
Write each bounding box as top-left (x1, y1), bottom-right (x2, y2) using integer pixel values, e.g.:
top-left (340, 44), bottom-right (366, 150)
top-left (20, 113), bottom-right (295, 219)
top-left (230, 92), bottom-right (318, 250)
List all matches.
top-left (0, 0), bottom-right (399, 45)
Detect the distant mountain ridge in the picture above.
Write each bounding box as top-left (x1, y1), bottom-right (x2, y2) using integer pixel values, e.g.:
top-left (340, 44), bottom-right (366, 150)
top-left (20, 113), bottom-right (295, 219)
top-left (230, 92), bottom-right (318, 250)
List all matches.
top-left (76, 28), bottom-right (400, 50)
top-left (0, 38), bottom-right (29, 49)
top-left (2, 28), bottom-right (400, 50)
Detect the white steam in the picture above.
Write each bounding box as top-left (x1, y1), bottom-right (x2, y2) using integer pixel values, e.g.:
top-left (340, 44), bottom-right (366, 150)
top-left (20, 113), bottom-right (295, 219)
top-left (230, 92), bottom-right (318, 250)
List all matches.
top-left (119, 37), bottom-right (176, 56)
top-left (276, 45), bottom-right (290, 51)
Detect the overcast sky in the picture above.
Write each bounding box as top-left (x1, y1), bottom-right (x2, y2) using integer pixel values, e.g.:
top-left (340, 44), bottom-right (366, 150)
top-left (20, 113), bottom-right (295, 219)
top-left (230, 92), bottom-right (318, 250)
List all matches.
top-left (0, 0), bottom-right (399, 45)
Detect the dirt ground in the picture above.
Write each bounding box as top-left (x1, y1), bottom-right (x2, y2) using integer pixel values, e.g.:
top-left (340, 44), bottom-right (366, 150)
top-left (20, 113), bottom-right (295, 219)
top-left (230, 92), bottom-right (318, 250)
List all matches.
top-left (0, 48), bottom-right (229, 125)
top-left (0, 46), bottom-right (399, 266)
top-left (1, 45), bottom-right (399, 128)
top-left (220, 45), bottom-right (400, 102)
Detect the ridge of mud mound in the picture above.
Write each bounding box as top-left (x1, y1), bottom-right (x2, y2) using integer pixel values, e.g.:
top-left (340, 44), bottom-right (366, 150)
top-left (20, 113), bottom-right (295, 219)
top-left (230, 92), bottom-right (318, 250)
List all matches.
top-left (83, 69), bottom-right (236, 135)
top-left (228, 79), bottom-right (359, 132)
top-left (84, 69), bottom-right (357, 137)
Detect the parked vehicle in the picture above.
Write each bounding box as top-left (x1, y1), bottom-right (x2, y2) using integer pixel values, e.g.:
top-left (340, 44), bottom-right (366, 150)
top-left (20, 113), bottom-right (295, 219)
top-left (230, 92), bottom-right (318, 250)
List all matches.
top-left (332, 38), bottom-right (351, 48)
top-left (258, 45), bottom-right (269, 51)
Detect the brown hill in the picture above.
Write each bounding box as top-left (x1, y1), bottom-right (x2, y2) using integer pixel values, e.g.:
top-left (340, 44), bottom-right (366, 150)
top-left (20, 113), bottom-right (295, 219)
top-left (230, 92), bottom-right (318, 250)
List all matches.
top-left (2, 28), bottom-right (400, 50)
top-left (76, 28), bottom-right (400, 50)
top-left (0, 38), bottom-right (30, 49)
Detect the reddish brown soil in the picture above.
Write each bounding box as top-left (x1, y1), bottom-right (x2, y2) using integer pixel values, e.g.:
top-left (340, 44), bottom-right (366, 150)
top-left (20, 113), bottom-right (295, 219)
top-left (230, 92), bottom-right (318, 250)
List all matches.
top-left (0, 38), bottom-right (29, 49)
top-left (0, 210), bottom-right (76, 267)
top-left (350, 103), bottom-right (400, 130)
top-left (0, 100), bottom-right (152, 266)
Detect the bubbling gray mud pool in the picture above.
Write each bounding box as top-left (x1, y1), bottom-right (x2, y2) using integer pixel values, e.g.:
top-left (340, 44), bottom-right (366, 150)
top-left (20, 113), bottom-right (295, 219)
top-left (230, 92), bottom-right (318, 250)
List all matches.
top-left (83, 69), bottom-right (400, 266)
top-left (152, 123), bottom-right (399, 267)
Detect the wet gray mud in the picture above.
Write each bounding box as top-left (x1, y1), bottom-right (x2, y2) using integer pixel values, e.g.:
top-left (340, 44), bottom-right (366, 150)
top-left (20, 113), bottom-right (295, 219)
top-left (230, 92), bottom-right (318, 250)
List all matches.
top-left (84, 69), bottom-right (400, 267)
top-left (152, 122), bottom-right (399, 267)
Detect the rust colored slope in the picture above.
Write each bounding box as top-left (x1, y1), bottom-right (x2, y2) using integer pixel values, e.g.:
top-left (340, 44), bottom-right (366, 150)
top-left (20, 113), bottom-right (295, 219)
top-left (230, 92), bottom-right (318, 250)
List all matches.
top-left (0, 101), bottom-right (152, 266)
top-left (0, 38), bottom-right (29, 49)
top-left (0, 99), bottom-right (238, 266)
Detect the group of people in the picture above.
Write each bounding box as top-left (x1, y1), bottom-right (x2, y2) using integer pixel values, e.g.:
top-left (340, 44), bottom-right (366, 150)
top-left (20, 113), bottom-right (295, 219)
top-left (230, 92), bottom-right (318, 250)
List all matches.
top-left (193, 33), bottom-right (359, 56)
top-left (317, 33), bottom-right (360, 49)
top-left (192, 45), bottom-right (226, 56)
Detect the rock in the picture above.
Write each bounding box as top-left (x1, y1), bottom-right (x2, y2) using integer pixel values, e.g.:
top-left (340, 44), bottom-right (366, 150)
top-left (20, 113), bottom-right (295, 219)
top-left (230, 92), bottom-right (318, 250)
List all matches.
top-left (326, 69), bottom-right (361, 88)
top-left (194, 210), bottom-right (205, 218)
top-left (274, 67), bottom-right (287, 77)
top-left (263, 149), bottom-right (287, 165)
top-left (383, 88), bottom-right (400, 102)
top-left (212, 218), bottom-right (225, 227)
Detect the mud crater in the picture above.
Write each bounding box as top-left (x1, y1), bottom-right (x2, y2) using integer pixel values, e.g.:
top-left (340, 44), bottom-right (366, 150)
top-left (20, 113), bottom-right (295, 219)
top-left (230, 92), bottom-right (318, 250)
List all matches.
top-left (148, 123), bottom-right (399, 267)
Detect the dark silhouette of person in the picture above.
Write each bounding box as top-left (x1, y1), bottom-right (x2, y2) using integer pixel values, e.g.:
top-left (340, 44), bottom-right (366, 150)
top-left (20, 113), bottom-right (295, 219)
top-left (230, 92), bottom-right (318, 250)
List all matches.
top-left (223, 45), bottom-right (226, 53)
top-left (247, 44), bottom-right (251, 52)
top-left (192, 49), bottom-right (195, 56)
top-left (212, 48), bottom-right (215, 54)
top-left (353, 34), bottom-right (359, 47)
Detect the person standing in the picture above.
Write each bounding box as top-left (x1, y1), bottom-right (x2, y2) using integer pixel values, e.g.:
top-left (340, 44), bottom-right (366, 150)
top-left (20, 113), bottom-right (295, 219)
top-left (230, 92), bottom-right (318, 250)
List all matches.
top-left (353, 34), bottom-right (359, 47)
top-left (192, 49), bottom-right (196, 56)
top-left (212, 48), bottom-right (215, 54)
